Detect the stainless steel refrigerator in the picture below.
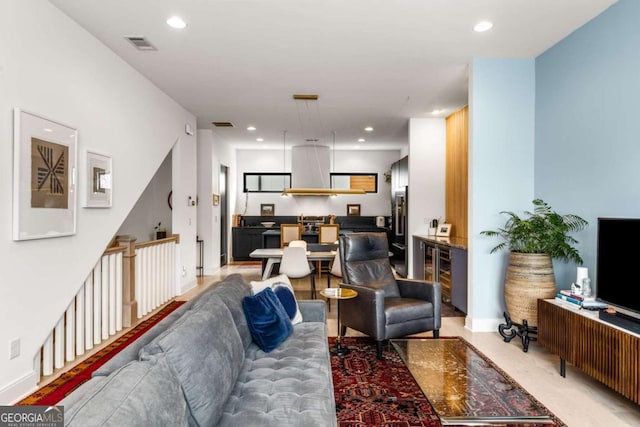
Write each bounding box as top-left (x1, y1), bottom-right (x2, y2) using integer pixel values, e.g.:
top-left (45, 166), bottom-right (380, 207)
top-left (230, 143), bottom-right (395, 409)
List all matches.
top-left (391, 186), bottom-right (408, 277)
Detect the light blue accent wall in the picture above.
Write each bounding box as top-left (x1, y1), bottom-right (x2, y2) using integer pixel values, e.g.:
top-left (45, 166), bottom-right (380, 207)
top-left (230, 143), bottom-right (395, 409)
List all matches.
top-left (470, 58), bottom-right (535, 321)
top-left (535, 0), bottom-right (640, 290)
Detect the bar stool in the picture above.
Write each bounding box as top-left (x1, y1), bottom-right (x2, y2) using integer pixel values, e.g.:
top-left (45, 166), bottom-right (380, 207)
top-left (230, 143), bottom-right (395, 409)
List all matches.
top-left (280, 224), bottom-right (302, 247)
top-left (317, 224), bottom-right (340, 277)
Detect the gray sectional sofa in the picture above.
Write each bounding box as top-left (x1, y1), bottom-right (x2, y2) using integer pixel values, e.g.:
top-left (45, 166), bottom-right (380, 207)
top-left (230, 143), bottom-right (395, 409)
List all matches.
top-left (60, 274), bottom-right (337, 426)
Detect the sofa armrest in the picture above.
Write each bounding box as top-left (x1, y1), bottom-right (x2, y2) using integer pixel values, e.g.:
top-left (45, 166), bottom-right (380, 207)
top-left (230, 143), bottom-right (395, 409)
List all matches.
top-left (298, 300), bottom-right (326, 322)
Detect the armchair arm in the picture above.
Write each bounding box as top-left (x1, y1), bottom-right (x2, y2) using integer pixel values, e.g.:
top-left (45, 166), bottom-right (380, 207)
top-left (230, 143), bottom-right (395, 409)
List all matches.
top-left (338, 282), bottom-right (387, 340)
top-left (396, 278), bottom-right (442, 322)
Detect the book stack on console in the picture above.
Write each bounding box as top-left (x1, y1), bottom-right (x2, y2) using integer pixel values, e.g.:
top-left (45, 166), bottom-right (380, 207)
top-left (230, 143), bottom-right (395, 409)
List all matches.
top-left (555, 289), bottom-right (584, 307)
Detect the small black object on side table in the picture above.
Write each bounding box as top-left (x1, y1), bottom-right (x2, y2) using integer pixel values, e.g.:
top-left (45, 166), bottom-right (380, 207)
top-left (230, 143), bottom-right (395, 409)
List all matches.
top-left (320, 287), bottom-right (358, 356)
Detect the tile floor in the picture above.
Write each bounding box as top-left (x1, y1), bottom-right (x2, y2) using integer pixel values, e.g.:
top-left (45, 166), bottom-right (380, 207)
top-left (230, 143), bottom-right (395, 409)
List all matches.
top-left (189, 264), bottom-right (640, 427)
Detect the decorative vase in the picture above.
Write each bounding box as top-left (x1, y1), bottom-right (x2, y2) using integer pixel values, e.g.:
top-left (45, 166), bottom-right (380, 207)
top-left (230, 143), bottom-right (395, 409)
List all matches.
top-left (504, 252), bottom-right (556, 327)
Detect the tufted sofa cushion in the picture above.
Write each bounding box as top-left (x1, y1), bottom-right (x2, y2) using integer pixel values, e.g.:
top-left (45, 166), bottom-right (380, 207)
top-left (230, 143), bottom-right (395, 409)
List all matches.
top-left (219, 321), bottom-right (336, 426)
top-left (140, 295), bottom-right (244, 427)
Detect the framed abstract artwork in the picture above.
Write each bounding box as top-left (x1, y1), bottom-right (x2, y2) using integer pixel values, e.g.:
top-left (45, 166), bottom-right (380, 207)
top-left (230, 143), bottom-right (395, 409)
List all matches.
top-left (12, 108), bottom-right (77, 240)
top-left (85, 150), bottom-right (112, 208)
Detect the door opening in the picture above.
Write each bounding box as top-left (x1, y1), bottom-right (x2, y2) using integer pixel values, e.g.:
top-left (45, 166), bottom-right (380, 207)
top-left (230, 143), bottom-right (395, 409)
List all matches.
top-left (220, 164), bottom-right (228, 266)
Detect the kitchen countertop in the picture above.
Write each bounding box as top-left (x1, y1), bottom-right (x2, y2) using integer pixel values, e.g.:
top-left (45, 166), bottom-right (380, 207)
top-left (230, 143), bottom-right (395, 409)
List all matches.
top-left (261, 227), bottom-right (389, 235)
top-left (413, 234), bottom-right (467, 250)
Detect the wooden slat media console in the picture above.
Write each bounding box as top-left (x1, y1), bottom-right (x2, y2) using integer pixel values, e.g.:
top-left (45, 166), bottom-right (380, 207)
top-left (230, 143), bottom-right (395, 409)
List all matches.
top-left (538, 299), bottom-right (640, 404)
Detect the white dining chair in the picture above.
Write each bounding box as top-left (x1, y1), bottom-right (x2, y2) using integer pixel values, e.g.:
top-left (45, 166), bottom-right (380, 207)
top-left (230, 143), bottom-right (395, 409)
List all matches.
top-left (279, 246), bottom-right (316, 299)
top-left (288, 240), bottom-right (307, 250)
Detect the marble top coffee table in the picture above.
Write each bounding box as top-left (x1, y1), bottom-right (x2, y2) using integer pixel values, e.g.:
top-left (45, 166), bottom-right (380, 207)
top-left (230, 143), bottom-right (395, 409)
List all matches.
top-left (391, 338), bottom-right (556, 426)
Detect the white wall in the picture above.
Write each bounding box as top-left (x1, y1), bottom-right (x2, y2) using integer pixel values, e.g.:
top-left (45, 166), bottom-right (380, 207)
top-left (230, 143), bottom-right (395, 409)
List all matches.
top-left (0, 1), bottom-right (196, 403)
top-left (407, 119), bottom-right (446, 278)
top-left (117, 152), bottom-right (173, 242)
top-left (235, 148), bottom-right (401, 217)
top-left (197, 130), bottom-right (216, 274)
top-left (197, 130), bottom-right (236, 275)
top-left (172, 136), bottom-right (199, 294)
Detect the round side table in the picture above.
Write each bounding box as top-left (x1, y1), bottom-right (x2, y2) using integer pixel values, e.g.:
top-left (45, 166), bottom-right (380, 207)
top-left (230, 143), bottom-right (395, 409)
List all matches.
top-left (320, 287), bottom-right (358, 356)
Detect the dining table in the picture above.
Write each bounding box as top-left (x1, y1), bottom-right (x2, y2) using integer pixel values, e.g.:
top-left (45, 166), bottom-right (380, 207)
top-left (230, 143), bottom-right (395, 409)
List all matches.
top-left (249, 245), bottom-right (338, 280)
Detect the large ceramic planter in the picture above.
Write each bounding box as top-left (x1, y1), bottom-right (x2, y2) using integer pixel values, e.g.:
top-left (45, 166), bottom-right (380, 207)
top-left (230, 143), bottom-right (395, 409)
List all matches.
top-left (504, 252), bottom-right (556, 327)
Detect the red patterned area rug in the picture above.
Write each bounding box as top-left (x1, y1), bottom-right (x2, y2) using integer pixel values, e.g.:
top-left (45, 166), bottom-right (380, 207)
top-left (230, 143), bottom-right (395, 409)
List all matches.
top-left (331, 336), bottom-right (441, 426)
top-left (16, 300), bottom-right (185, 406)
top-left (332, 337), bottom-right (565, 427)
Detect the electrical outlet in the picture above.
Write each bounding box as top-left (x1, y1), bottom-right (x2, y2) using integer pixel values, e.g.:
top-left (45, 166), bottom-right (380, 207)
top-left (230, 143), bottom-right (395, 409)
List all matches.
top-left (10, 338), bottom-right (20, 359)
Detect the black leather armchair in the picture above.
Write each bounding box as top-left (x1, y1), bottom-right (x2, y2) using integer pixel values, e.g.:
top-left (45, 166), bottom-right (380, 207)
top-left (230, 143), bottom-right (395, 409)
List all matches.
top-left (338, 232), bottom-right (441, 359)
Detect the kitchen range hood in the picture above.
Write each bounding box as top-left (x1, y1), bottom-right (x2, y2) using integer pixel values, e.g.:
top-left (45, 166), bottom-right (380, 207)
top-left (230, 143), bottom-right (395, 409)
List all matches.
top-left (282, 145), bottom-right (365, 196)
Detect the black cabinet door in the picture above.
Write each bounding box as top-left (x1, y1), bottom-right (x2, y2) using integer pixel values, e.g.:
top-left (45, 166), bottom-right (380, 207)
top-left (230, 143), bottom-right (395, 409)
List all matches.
top-left (451, 247), bottom-right (468, 313)
top-left (232, 228), bottom-right (265, 261)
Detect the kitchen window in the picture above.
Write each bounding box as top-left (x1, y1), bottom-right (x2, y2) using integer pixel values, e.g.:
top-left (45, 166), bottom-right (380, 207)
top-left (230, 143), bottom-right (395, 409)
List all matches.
top-left (243, 173), bottom-right (291, 192)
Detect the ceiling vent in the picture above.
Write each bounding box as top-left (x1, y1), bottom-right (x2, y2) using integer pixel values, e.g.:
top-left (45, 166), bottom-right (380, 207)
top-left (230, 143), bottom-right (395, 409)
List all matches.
top-left (211, 122), bottom-right (235, 127)
top-left (124, 36), bottom-right (157, 51)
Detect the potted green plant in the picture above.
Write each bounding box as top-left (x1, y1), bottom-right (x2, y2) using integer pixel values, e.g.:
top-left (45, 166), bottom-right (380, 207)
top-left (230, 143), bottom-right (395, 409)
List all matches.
top-left (481, 199), bottom-right (588, 337)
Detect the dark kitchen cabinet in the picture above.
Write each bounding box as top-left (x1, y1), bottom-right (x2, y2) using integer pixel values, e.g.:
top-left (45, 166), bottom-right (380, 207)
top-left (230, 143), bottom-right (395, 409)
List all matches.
top-left (232, 227), bottom-right (266, 261)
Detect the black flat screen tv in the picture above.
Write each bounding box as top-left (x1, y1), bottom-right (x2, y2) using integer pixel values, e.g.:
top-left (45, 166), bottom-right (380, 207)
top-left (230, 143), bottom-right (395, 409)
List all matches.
top-left (596, 217), bottom-right (640, 321)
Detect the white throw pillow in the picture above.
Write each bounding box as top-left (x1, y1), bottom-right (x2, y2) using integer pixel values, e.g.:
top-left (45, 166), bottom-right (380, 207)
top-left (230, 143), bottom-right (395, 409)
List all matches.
top-left (250, 274), bottom-right (303, 325)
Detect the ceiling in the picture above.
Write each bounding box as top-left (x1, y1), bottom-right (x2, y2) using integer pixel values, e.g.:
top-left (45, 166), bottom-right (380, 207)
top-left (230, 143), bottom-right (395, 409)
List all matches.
top-left (49, 0), bottom-right (617, 150)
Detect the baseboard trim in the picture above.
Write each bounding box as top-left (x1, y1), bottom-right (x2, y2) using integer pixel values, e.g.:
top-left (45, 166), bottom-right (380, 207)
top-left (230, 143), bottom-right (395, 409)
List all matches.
top-left (465, 316), bottom-right (502, 332)
top-left (0, 370), bottom-right (38, 405)
top-left (179, 278), bottom-right (197, 295)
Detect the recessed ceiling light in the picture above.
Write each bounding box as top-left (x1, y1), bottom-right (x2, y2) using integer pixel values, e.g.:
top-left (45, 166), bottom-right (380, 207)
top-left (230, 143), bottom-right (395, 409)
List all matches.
top-left (358, 138), bottom-right (365, 143)
top-left (166, 16), bottom-right (186, 29)
top-left (247, 126), bottom-right (256, 131)
top-left (432, 109), bottom-right (444, 114)
top-left (256, 138), bottom-right (264, 142)
top-left (473, 21), bottom-right (493, 32)
top-left (364, 126), bottom-right (374, 132)
top-left (44, 128), bottom-right (53, 132)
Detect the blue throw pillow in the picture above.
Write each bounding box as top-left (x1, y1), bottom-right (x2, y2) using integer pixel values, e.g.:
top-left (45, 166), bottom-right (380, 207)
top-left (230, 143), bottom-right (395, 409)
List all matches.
top-left (272, 283), bottom-right (297, 320)
top-left (242, 287), bottom-right (293, 352)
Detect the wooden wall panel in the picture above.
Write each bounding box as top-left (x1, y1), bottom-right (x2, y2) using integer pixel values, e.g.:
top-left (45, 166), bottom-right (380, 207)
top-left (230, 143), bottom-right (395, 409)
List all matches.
top-left (445, 106), bottom-right (468, 239)
top-left (349, 175), bottom-right (376, 192)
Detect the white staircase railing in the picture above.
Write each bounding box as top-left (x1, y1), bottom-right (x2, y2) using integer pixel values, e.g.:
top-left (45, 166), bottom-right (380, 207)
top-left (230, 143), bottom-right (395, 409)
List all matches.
top-left (35, 235), bottom-right (179, 381)
top-left (134, 237), bottom-right (178, 318)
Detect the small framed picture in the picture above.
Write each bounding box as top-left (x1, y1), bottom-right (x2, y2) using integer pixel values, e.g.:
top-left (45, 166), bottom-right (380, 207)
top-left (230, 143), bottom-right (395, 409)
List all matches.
top-left (85, 150), bottom-right (112, 208)
top-left (436, 223), bottom-right (452, 237)
top-left (261, 203), bottom-right (274, 216)
top-left (347, 204), bottom-right (361, 216)
top-left (212, 194), bottom-right (220, 206)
